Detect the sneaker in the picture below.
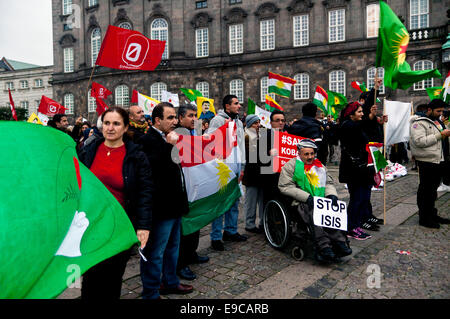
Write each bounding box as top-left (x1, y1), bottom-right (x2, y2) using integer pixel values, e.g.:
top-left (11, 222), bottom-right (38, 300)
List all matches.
top-left (332, 241), bottom-right (353, 258)
top-left (223, 231), bottom-right (248, 242)
top-left (346, 229), bottom-right (369, 241)
top-left (315, 247), bottom-right (338, 263)
top-left (435, 216), bottom-right (450, 224)
top-left (419, 220), bottom-right (440, 229)
top-left (361, 222), bottom-right (380, 231)
top-left (368, 216), bottom-right (384, 225)
top-left (211, 240), bottom-right (224, 251)
top-left (437, 184), bottom-right (449, 193)
top-left (356, 227), bottom-right (372, 239)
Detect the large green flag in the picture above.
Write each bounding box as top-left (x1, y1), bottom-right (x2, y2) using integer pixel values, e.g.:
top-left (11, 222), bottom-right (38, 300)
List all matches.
top-left (327, 90), bottom-right (347, 120)
top-left (375, 1), bottom-right (441, 90)
top-left (180, 88), bottom-right (203, 102)
top-left (0, 122), bottom-right (138, 298)
top-left (426, 86), bottom-right (443, 101)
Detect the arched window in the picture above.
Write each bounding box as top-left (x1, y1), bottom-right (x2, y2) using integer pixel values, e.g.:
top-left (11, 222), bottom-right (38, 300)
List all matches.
top-left (329, 70), bottom-right (346, 95)
top-left (413, 60), bottom-right (433, 90)
top-left (151, 82), bottom-right (167, 101)
top-left (367, 67), bottom-right (385, 94)
top-left (196, 81), bottom-right (210, 98)
top-left (118, 21), bottom-right (132, 30)
top-left (260, 76), bottom-right (275, 102)
top-left (64, 93), bottom-right (74, 114)
top-left (230, 79), bottom-right (244, 103)
top-left (91, 28), bottom-right (101, 67)
top-left (151, 18), bottom-right (169, 60)
top-left (115, 85), bottom-right (129, 107)
top-left (87, 89), bottom-right (96, 113)
top-left (293, 73), bottom-right (309, 100)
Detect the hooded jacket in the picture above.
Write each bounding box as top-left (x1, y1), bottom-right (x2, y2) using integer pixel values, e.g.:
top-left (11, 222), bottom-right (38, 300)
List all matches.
top-left (410, 115), bottom-right (445, 164)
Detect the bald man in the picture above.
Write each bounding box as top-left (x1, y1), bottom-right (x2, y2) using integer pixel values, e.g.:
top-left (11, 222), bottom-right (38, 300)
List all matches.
top-left (128, 105), bottom-right (149, 142)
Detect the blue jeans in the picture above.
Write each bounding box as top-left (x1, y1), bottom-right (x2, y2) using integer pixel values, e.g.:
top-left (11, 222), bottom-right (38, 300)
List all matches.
top-left (140, 217), bottom-right (181, 299)
top-left (347, 183), bottom-right (371, 231)
top-left (210, 199), bottom-right (240, 241)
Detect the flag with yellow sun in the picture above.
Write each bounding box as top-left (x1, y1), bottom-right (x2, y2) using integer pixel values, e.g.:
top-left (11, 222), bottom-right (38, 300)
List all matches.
top-left (292, 158), bottom-right (327, 198)
top-left (375, 1), bottom-right (441, 90)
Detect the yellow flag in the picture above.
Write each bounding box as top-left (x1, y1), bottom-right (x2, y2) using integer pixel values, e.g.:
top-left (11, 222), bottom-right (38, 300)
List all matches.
top-left (27, 113), bottom-right (43, 125)
top-left (197, 97), bottom-right (216, 120)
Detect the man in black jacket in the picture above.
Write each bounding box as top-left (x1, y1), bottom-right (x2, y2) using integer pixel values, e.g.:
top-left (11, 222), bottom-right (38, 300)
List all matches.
top-left (138, 102), bottom-right (193, 299)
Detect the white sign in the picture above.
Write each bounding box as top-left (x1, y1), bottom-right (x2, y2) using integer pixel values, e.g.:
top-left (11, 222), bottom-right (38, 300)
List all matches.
top-left (313, 197), bottom-right (347, 231)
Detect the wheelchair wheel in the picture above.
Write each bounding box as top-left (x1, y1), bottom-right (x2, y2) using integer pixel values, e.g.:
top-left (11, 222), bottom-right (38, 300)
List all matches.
top-left (263, 199), bottom-right (291, 249)
top-left (291, 246), bottom-right (305, 261)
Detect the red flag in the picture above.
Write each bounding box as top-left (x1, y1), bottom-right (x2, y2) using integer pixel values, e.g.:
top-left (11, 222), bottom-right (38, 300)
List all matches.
top-left (38, 96), bottom-right (67, 116)
top-left (8, 89), bottom-right (18, 121)
top-left (91, 82), bottom-right (112, 100)
top-left (95, 25), bottom-right (166, 71)
top-left (95, 97), bottom-right (109, 116)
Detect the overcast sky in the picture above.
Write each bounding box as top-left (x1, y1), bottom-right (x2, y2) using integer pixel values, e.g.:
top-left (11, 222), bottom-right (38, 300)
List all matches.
top-left (0, 0), bottom-right (53, 66)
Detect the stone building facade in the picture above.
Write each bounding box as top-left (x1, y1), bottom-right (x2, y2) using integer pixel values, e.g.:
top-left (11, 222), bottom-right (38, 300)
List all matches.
top-left (51, 0), bottom-right (449, 121)
top-left (0, 57), bottom-right (53, 116)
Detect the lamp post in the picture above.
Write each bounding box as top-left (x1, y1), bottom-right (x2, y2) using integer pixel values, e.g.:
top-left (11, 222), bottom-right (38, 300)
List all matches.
top-left (443, 34), bottom-right (450, 64)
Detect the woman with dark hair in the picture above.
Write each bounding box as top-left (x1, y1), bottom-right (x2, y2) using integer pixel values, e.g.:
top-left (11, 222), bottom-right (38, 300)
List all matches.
top-left (77, 106), bottom-right (153, 299)
top-left (338, 102), bottom-right (375, 240)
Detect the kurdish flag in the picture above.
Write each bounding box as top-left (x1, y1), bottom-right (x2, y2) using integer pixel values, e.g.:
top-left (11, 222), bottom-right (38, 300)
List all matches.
top-left (176, 122), bottom-right (242, 235)
top-left (440, 71), bottom-right (450, 103)
top-left (265, 94), bottom-right (284, 111)
top-left (268, 72), bottom-right (297, 98)
top-left (292, 158), bottom-right (327, 197)
top-left (0, 122), bottom-right (138, 298)
top-left (376, 1), bottom-right (441, 90)
top-left (312, 86), bottom-right (328, 115)
top-left (131, 89), bottom-right (160, 115)
top-left (180, 88), bottom-right (203, 102)
top-left (327, 90), bottom-right (347, 120)
top-left (426, 86), bottom-right (443, 101)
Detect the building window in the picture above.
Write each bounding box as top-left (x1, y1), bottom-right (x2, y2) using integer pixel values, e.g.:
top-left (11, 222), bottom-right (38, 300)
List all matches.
top-left (293, 15), bottom-right (309, 47)
top-left (20, 101), bottom-right (29, 113)
top-left (260, 19), bottom-right (275, 51)
top-left (115, 85), bottom-right (129, 107)
top-left (294, 73), bottom-right (309, 100)
top-left (410, 0), bottom-right (429, 30)
top-left (229, 24), bottom-right (243, 55)
top-left (19, 80), bottom-right (29, 89)
top-left (367, 4), bottom-right (379, 38)
top-left (64, 93), bottom-right (74, 114)
top-left (151, 82), bottom-right (167, 101)
top-left (63, 47), bottom-right (74, 73)
top-left (196, 1), bottom-right (207, 9)
top-left (329, 70), bottom-right (346, 95)
top-left (88, 0), bottom-right (98, 7)
top-left (118, 21), bottom-right (132, 30)
top-left (34, 79), bottom-right (43, 87)
top-left (5, 82), bottom-right (14, 90)
top-left (196, 28), bottom-right (209, 58)
top-left (229, 0), bottom-right (242, 4)
top-left (367, 67), bottom-right (385, 94)
top-left (88, 90), bottom-right (96, 113)
top-left (62, 0), bottom-right (72, 15)
top-left (196, 81), bottom-right (210, 98)
top-left (260, 76), bottom-right (276, 102)
top-left (91, 28), bottom-right (101, 67)
top-left (230, 79), bottom-right (244, 103)
top-left (151, 18), bottom-right (169, 60)
top-left (329, 9), bottom-right (345, 43)
top-left (413, 60), bottom-right (433, 90)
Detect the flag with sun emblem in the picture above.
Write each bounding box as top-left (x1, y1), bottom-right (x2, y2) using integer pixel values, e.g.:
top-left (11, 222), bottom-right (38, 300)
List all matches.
top-left (292, 158), bottom-right (327, 197)
top-left (175, 122), bottom-right (242, 235)
top-left (268, 72), bottom-right (297, 98)
top-left (375, 1), bottom-right (441, 90)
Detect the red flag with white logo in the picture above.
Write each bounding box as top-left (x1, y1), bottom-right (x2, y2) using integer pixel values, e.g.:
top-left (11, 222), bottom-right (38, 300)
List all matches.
top-left (95, 25), bottom-right (166, 71)
top-left (8, 89), bottom-right (18, 121)
top-left (95, 97), bottom-right (109, 116)
top-left (91, 82), bottom-right (112, 100)
top-left (37, 96), bottom-right (67, 116)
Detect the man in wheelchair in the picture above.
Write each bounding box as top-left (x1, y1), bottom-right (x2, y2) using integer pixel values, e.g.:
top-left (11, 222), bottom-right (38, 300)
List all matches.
top-left (278, 139), bottom-right (352, 263)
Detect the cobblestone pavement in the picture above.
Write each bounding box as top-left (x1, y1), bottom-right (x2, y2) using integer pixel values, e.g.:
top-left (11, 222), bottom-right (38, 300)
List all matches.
top-left (58, 162), bottom-right (449, 300)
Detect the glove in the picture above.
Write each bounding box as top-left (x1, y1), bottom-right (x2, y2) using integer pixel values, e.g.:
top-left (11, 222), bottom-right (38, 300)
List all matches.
top-left (306, 195), bottom-right (314, 211)
top-left (326, 195), bottom-right (339, 209)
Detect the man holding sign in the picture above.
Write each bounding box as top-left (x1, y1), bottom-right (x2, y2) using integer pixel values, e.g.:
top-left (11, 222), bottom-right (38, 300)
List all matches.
top-left (278, 139), bottom-right (351, 263)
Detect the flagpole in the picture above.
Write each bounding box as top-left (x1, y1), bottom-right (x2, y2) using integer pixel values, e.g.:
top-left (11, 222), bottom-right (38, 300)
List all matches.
top-left (86, 65), bottom-right (97, 123)
top-left (383, 97), bottom-right (386, 225)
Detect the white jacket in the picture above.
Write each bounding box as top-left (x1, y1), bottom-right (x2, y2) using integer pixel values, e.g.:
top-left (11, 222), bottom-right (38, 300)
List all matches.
top-left (409, 115), bottom-right (444, 164)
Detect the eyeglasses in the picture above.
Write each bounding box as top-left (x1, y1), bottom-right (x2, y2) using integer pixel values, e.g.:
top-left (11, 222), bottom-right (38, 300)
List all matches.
top-left (272, 119), bottom-right (286, 123)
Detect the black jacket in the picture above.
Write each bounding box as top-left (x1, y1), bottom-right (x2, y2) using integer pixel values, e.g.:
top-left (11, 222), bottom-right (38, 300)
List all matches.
top-left (339, 119), bottom-right (375, 186)
top-left (287, 116), bottom-right (323, 140)
top-left (77, 137), bottom-right (153, 230)
top-left (137, 126), bottom-right (189, 220)
top-left (361, 88), bottom-right (384, 143)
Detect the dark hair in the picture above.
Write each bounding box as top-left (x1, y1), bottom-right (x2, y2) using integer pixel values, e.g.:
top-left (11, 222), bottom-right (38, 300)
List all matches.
top-left (223, 94), bottom-right (238, 109)
top-left (302, 102), bottom-right (317, 117)
top-left (53, 114), bottom-right (67, 123)
top-left (428, 99), bottom-right (448, 110)
top-left (416, 104), bottom-right (428, 113)
top-left (101, 106), bottom-right (130, 127)
top-left (359, 91), bottom-right (369, 102)
top-left (152, 102), bottom-right (174, 121)
top-left (178, 104), bottom-right (197, 118)
top-left (270, 109), bottom-right (285, 122)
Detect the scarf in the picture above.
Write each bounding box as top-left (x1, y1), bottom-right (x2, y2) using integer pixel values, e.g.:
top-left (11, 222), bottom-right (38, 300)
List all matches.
top-left (129, 120), bottom-right (149, 134)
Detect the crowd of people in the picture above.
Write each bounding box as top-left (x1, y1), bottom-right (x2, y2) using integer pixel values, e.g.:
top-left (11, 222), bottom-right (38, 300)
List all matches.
top-left (44, 82), bottom-right (449, 299)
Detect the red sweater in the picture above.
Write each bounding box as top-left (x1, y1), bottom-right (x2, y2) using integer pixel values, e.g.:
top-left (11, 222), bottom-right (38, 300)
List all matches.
top-left (90, 142), bottom-right (126, 207)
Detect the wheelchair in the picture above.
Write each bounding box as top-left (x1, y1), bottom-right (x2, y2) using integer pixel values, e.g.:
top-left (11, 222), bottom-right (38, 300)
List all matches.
top-left (262, 193), bottom-right (313, 261)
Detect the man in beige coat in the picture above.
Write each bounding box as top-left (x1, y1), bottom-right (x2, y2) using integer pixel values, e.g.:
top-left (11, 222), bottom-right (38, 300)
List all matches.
top-left (278, 139), bottom-right (351, 263)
